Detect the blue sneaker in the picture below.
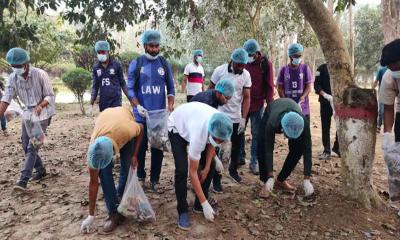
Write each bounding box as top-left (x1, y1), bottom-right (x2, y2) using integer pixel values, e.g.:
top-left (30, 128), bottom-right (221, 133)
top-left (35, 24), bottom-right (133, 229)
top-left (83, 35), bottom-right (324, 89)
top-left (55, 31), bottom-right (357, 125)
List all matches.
top-left (178, 213), bottom-right (190, 230)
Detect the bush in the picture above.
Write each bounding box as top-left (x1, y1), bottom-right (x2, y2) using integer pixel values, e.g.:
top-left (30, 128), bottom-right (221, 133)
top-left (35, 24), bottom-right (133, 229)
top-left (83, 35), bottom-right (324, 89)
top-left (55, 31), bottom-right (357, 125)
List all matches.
top-left (72, 45), bottom-right (97, 71)
top-left (62, 68), bottom-right (92, 115)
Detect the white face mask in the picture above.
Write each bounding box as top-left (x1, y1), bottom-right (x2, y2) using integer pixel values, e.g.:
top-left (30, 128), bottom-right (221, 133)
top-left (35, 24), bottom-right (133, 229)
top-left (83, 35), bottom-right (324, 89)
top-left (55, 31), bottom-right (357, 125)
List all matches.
top-left (292, 58), bottom-right (302, 65)
top-left (392, 71), bottom-right (400, 79)
top-left (97, 54), bottom-right (108, 62)
top-left (209, 135), bottom-right (221, 148)
top-left (12, 67), bottom-right (25, 76)
top-left (145, 52), bottom-right (159, 60)
top-left (196, 56), bottom-right (203, 63)
top-left (248, 56), bottom-right (255, 63)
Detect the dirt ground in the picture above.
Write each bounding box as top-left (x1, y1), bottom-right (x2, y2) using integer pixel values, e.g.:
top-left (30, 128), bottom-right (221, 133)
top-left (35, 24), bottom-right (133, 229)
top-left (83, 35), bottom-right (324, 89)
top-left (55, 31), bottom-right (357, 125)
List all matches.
top-left (0, 94), bottom-right (399, 240)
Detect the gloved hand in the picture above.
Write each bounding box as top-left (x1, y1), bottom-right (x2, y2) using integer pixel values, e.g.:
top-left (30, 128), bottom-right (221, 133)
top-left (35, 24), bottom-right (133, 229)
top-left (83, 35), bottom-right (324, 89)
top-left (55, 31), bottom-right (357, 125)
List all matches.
top-left (201, 200), bottom-right (215, 222)
top-left (214, 155), bottom-right (224, 173)
top-left (382, 132), bottom-right (392, 150)
top-left (265, 178), bottom-right (275, 192)
top-left (322, 93), bottom-right (333, 102)
top-left (303, 179), bottom-right (314, 196)
top-left (238, 118), bottom-right (246, 134)
top-left (137, 105), bottom-right (147, 117)
top-left (80, 215), bottom-right (95, 233)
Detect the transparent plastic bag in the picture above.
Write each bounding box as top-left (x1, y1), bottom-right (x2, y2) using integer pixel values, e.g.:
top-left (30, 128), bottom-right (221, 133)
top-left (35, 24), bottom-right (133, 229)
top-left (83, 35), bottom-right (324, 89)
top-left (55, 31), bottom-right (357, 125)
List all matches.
top-left (22, 109), bottom-right (45, 149)
top-left (146, 109), bottom-right (171, 152)
top-left (118, 169), bottom-right (156, 222)
top-left (5, 101), bottom-right (22, 122)
top-left (383, 142), bottom-right (400, 201)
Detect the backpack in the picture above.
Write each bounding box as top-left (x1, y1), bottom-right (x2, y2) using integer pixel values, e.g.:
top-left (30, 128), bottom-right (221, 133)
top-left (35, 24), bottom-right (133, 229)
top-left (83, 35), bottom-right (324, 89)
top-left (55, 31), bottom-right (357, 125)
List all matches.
top-left (133, 55), bottom-right (170, 94)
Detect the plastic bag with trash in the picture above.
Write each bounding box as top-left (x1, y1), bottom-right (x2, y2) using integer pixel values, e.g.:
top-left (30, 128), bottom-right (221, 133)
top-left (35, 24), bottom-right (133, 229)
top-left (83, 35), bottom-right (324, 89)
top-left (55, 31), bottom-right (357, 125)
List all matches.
top-left (22, 109), bottom-right (45, 149)
top-left (118, 168), bottom-right (156, 222)
top-left (383, 141), bottom-right (400, 201)
top-left (5, 100), bottom-right (22, 122)
top-left (146, 109), bottom-right (171, 152)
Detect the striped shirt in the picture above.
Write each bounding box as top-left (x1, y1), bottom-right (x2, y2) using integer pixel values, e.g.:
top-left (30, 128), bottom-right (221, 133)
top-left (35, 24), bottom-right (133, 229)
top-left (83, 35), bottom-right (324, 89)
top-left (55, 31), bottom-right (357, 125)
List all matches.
top-left (1, 66), bottom-right (55, 121)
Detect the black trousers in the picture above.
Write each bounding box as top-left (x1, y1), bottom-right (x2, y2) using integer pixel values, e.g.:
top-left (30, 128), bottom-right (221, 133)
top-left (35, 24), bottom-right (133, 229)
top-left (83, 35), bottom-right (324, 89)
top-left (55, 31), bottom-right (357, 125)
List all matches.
top-left (169, 131), bottom-right (216, 214)
top-left (320, 101), bottom-right (339, 154)
top-left (229, 123), bottom-right (243, 173)
top-left (395, 112), bottom-right (400, 142)
top-left (186, 95), bottom-right (194, 102)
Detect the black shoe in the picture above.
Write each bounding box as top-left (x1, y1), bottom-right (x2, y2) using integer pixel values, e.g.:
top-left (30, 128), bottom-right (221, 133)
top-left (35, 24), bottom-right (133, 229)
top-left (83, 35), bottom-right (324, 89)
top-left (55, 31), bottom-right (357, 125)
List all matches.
top-left (32, 169), bottom-right (47, 182)
top-left (13, 181), bottom-right (27, 191)
top-left (212, 181), bottom-right (223, 193)
top-left (229, 171), bottom-right (242, 183)
top-left (319, 152), bottom-right (330, 160)
top-left (192, 205), bottom-right (203, 214)
top-left (332, 148), bottom-right (341, 158)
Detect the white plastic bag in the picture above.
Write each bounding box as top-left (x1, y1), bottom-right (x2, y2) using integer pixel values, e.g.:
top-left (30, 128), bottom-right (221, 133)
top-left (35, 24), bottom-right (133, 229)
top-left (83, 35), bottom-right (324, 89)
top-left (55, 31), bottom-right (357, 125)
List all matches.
top-left (22, 109), bottom-right (45, 149)
top-left (383, 142), bottom-right (400, 201)
top-left (146, 109), bottom-right (171, 152)
top-left (5, 100), bottom-right (22, 122)
top-left (118, 168), bottom-right (156, 222)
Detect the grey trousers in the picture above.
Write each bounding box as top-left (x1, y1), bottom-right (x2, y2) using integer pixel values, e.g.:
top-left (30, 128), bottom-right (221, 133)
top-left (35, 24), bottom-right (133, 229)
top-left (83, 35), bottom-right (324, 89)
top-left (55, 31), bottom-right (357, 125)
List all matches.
top-left (20, 118), bottom-right (50, 183)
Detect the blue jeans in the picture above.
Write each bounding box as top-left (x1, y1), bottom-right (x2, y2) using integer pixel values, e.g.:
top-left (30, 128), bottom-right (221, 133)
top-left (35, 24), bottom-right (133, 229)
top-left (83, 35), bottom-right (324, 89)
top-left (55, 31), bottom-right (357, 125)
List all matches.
top-left (137, 123), bottom-right (164, 183)
top-left (0, 115), bottom-right (6, 131)
top-left (99, 138), bottom-right (135, 214)
top-left (378, 102), bottom-right (384, 128)
top-left (240, 108), bottom-right (264, 166)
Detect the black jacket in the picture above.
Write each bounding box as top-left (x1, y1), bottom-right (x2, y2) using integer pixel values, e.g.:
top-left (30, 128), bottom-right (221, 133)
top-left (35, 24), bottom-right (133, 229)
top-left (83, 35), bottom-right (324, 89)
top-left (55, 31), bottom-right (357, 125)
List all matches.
top-left (314, 64), bottom-right (331, 104)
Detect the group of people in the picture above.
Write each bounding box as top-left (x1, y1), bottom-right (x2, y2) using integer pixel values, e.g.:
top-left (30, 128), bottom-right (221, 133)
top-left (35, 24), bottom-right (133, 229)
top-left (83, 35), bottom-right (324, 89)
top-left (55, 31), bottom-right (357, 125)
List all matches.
top-left (0, 28), bottom-right (399, 233)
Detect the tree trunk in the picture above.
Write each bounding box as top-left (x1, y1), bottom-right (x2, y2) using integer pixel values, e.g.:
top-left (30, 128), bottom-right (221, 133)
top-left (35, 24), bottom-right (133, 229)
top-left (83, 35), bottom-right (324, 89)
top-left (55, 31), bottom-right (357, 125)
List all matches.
top-left (78, 95), bottom-right (86, 115)
top-left (382, 0), bottom-right (400, 44)
top-left (349, 4), bottom-right (354, 74)
top-left (294, 0), bottom-right (380, 208)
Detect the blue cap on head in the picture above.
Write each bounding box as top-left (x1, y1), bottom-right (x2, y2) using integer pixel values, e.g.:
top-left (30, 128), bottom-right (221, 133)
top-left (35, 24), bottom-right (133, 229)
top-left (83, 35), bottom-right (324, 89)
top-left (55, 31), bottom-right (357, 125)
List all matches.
top-left (281, 112), bottom-right (304, 139)
top-left (208, 112), bottom-right (233, 141)
top-left (192, 49), bottom-right (204, 57)
top-left (6, 48), bottom-right (29, 65)
top-left (95, 41), bottom-right (110, 52)
top-left (215, 79), bottom-right (235, 98)
top-left (231, 48), bottom-right (249, 64)
top-left (141, 30), bottom-right (161, 45)
top-left (87, 136), bottom-right (114, 169)
top-left (287, 43), bottom-right (304, 57)
top-left (243, 39), bottom-right (260, 55)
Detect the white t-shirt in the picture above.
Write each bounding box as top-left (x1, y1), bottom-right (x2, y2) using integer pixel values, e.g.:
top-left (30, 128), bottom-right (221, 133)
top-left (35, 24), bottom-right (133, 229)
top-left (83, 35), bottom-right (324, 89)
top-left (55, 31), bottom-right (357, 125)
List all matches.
top-left (210, 63), bottom-right (252, 123)
top-left (379, 70), bottom-right (400, 112)
top-left (184, 62), bottom-right (205, 96)
top-left (168, 102), bottom-right (218, 160)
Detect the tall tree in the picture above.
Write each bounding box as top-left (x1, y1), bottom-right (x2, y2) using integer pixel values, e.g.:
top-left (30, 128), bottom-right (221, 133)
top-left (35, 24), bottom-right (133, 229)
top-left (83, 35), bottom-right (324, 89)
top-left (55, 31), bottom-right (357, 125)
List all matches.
top-left (382, 0), bottom-right (400, 44)
top-left (294, 0), bottom-right (380, 208)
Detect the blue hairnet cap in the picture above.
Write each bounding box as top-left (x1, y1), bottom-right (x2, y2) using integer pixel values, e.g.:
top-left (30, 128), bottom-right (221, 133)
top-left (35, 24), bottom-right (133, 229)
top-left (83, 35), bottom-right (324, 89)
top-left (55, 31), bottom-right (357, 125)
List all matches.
top-left (141, 30), bottom-right (161, 45)
top-left (192, 49), bottom-right (204, 57)
top-left (281, 112), bottom-right (304, 139)
top-left (95, 41), bottom-right (110, 52)
top-left (215, 79), bottom-right (235, 98)
top-left (243, 39), bottom-right (260, 55)
top-left (231, 48), bottom-right (249, 64)
top-left (87, 136), bottom-right (114, 169)
top-left (287, 43), bottom-right (304, 56)
top-left (6, 48), bottom-right (29, 65)
top-left (208, 112), bottom-right (233, 141)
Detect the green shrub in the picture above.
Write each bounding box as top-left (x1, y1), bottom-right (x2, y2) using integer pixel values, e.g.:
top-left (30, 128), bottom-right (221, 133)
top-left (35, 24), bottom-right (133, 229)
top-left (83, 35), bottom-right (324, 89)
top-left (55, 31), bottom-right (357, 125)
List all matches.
top-left (62, 68), bottom-right (92, 115)
top-left (118, 51), bottom-right (141, 75)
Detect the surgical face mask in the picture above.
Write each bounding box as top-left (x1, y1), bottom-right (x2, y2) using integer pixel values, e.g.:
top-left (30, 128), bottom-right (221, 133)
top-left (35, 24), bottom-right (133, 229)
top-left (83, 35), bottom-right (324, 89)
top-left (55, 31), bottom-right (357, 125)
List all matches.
top-left (97, 54), bottom-right (108, 62)
top-left (292, 58), bottom-right (302, 65)
top-left (145, 52), bottom-right (159, 60)
top-left (209, 135), bottom-right (221, 148)
top-left (248, 56), bottom-right (255, 63)
top-left (196, 56), bottom-right (203, 63)
top-left (12, 66), bottom-right (25, 76)
top-left (392, 71), bottom-right (400, 79)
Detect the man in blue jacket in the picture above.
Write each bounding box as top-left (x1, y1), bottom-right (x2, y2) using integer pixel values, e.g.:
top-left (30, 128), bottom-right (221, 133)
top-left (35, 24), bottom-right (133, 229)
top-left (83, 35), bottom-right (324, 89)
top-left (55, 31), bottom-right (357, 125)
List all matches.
top-left (128, 30), bottom-right (175, 192)
top-left (90, 40), bottom-right (131, 112)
